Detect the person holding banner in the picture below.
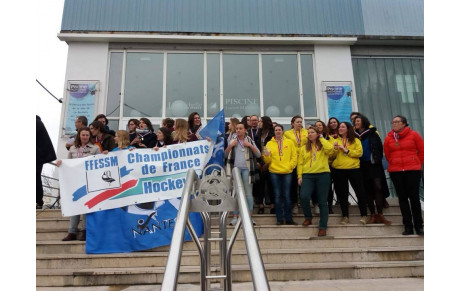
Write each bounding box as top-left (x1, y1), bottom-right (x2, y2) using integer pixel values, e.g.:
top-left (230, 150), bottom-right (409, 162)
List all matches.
top-left (188, 112), bottom-right (202, 142)
top-left (56, 127), bottom-right (101, 241)
top-left (127, 119), bottom-right (140, 142)
top-left (225, 122), bottom-right (261, 226)
top-left (284, 115), bottom-right (308, 214)
top-left (263, 124), bottom-right (298, 225)
top-left (172, 119), bottom-right (190, 144)
top-left (331, 122), bottom-right (368, 225)
top-left (89, 121), bottom-right (116, 153)
top-left (154, 127), bottom-right (173, 149)
top-left (131, 118), bottom-right (157, 148)
top-left (297, 126), bottom-right (334, 236)
top-left (112, 130), bottom-right (135, 152)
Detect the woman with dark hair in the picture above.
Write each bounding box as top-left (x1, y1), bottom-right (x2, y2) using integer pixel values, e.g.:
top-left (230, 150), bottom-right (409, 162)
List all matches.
top-left (331, 122), bottom-right (368, 225)
top-left (257, 116), bottom-right (276, 214)
top-left (56, 127), bottom-right (101, 241)
top-left (131, 118), bottom-right (157, 148)
top-left (354, 115), bottom-right (391, 225)
top-left (188, 112), bottom-right (202, 141)
top-left (327, 117), bottom-right (340, 139)
top-left (263, 124), bottom-right (298, 225)
top-left (172, 118), bottom-right (189, 144)
top-left (89, 121), bottom-right (116, 153)
top-left (241, 116), bottom-right (250, 130)
top-left (162, 118), bottom-right (175, 133)
top-left (384, 115), bottom-right (424, 235)
top-left (94, 113), bottom-right (116, 136)
top-left (154, 127), bottom-right (173, 150)
top-left (297, 126), bottom-right (334, 236)
top-left (127, 119), bottom-right (140, 142)
top-left (283, 115), bottom-right (308, 214)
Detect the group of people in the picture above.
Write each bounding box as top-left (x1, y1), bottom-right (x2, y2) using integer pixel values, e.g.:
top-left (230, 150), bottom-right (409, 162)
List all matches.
top-left (225, 112), bottom-right (424, 237)
top-left (55, 110), bottom-right (424, 241)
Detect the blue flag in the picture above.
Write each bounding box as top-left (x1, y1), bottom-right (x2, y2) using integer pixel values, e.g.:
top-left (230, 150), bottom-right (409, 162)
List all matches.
top-left (198, 109), bottom-right (225, 173)
top-left (86, 198), bottom-right (203, 254)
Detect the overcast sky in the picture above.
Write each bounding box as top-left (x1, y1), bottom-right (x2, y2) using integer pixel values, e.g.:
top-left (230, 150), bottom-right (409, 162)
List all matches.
top-left (37, 0), bottom-right (67, 149)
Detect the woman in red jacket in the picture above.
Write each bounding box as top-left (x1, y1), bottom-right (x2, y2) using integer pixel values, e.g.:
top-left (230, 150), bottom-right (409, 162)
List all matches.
top-left (384, 115), bottom-right (424, 235)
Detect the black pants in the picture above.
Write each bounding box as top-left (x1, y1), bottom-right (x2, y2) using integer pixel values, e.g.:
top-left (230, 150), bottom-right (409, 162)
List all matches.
top-left (360, 161), bottom-right (385, 214)
top-left (290, 168), bottom-right (299, 205)
top-left (257, 170), bottom-right (274, 206)
top-left (37, 163), bottom-right (44, 206)
top-left (390, 171), bottom-right (423, 229)
top-left (332, 168), bottom-right (368, 217)
top-left (328, 171), bottom-right (335, 209)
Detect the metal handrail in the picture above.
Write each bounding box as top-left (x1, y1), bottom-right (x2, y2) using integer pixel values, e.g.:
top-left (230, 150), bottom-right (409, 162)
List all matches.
top-left (161, 167), bottom-right (270, 291)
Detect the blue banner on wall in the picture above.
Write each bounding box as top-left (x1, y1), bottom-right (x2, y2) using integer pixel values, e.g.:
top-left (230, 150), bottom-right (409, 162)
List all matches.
top-left (326, 85), bottom-right (352, 123)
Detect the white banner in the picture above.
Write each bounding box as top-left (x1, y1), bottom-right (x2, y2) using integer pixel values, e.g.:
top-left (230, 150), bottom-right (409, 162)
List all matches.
top-left (59, 140), bottom-right (212, 216)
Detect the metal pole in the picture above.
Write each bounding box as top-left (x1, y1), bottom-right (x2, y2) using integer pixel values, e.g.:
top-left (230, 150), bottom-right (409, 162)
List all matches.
top-left (232, 168), bottom-right (270, 291)
top-left (161, 169), bottom-right (197, 291)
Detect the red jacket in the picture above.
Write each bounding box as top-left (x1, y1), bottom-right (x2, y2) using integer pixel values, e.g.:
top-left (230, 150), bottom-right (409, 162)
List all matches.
top-left (384, 127), bottom-right (424, 172)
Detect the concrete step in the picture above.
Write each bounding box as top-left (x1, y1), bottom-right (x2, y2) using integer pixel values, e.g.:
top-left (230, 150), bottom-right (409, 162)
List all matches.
top-left (36, 222), bottom-right (409, 241)
top-left (37, 246), bottom-right (423, 269)
top-left (36, 213), bottom-right (403, 229)
top-left (35, 205), bottom-right (403, 219)
top-left (36, 260), bottom-right (424, 287)
top-left (37, 234), bottom-right (424, 255)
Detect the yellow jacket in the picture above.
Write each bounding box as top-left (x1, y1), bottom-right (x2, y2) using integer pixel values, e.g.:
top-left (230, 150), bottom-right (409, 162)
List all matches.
top-left (263, 137), bottom-right (298, 174)
top-left (297, 137), bottom-right (334, 177)
top-left (284, 128), bottom-right (308, 155)
top-left (331, 137), bottom-right (363, 169)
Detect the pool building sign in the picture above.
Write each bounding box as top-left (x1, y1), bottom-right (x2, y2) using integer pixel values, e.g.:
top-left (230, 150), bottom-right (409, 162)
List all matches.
top-left (324, 82), bottom-right (354, 123)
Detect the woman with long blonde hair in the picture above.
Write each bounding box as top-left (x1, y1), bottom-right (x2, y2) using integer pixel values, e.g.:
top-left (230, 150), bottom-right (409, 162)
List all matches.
top-left (173, 118), bottom-right (189, 143)
top-left (113, 130), bottom-right (132, 151)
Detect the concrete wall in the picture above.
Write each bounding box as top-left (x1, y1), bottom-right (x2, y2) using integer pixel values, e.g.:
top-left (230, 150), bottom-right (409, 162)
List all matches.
top-left (57, 42), bottom-right (109, 159)
top-left (313, 45), bottom-right (357, 120)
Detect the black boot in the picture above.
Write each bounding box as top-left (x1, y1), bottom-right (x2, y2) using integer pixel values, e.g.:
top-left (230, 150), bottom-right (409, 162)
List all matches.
top-left (414, 226), bottom-right (424, 236)
top-left (402, 226), bottom-right (414, 235)
top-left (79, 230), bottom-right (87, 241)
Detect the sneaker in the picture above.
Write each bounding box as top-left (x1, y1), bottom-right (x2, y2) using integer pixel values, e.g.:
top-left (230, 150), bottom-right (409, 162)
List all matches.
top-left (340, 217), bottom-right (349, 225)
top-left (314, 205), bottom-right (320, 215)
top-left (285, 220), bottom-right (298, 225)
top-left (359, 216), bottom-right (367, 225)
top-left (229, 217), bottom-right (238, 226)
top-left (36, 203), bottom-right (43, 210)
top-left (276, 221), bottom-right (284, 225)
top-left (292, 205), bottom-right (299, 214)
top-left (252, 219), bottom-right (257, 226)
top-left (328, 207), bottom-right (334, 214)
top-left (318, 229), bottom-right (327, 236)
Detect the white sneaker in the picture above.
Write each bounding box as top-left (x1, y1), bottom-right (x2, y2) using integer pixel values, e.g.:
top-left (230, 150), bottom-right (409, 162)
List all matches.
top-left (229, 217), bottom-right (238, 226)
top-left (252, 219), bottom-right (256, 226)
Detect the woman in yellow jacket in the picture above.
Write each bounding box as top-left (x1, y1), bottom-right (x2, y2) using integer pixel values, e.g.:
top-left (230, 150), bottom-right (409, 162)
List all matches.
top-left (297, 126), bottom-right (334, 236)
top-left (331, 122), bottom-right (368, 225)
top-left (283, 115), bottom-right (308, 213)
top-left (263, 124), bottom-right (298, 225)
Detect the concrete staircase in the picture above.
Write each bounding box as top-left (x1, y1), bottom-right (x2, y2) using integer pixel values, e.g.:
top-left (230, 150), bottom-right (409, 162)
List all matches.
top-left (36, 202), bottom-right (424, 287)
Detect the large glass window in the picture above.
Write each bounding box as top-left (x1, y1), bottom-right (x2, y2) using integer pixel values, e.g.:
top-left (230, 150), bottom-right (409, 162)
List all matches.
top-left (352, 57), bottom-right (424, 137)
top-left (300, 55), bottom-right (317, 117)
top-left (106, 53), bottom-right (123, 117)
top-left (123, 53), bottom-right (163, 117)
top-left (166, 53), bottom-right (204, 117)
top-left (207, 53), bottom-right (220, 117)
top-left (223, 54), bottom-right (260, 118)
top-left (262, 54), bottom-right (300, 117)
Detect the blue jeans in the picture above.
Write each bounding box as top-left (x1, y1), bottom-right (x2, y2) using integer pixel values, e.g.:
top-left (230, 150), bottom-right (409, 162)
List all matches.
top-left (233, 168), bottom-right (253, 216)
top-left (270, 173), bottom-right (293, 222)
top-left (69, 214), bottom-right (86, 234)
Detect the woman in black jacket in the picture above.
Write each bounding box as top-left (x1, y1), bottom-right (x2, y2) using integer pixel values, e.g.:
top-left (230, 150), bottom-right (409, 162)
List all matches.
top-left (354, 115), bottom-right (391, 225)
top-left (131, 118), bottom-right (157, 148)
